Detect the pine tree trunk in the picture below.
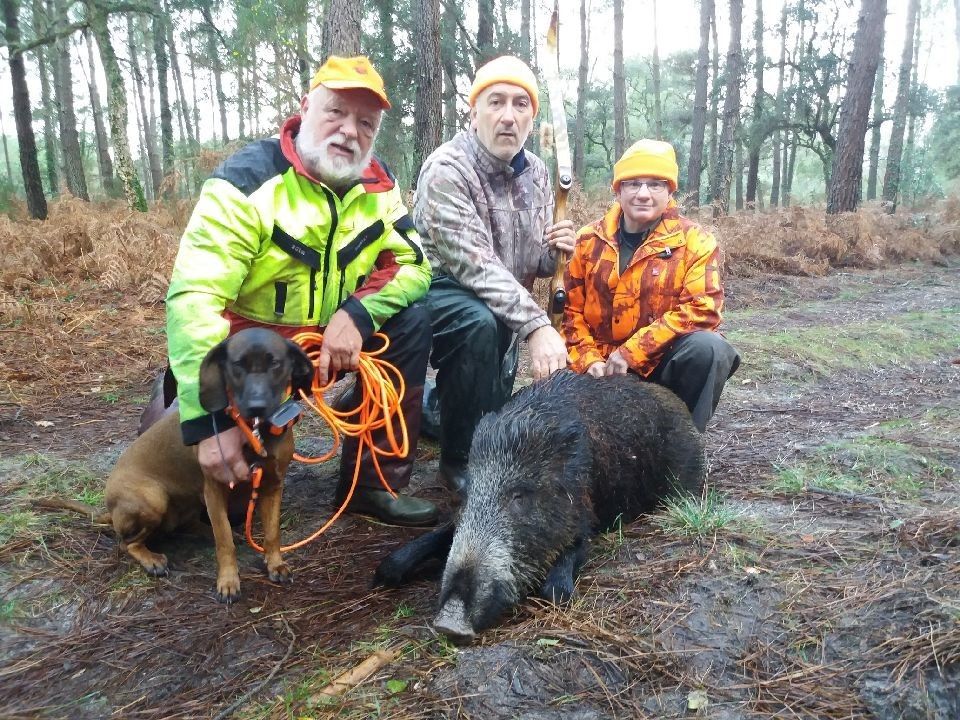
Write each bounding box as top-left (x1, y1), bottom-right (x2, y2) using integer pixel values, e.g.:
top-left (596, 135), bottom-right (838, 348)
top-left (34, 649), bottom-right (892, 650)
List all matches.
top-left (0, 111), bottom-right (13, 182)
top-left (784, 134), bottom-right (797, 207)
top-left (127, 14), bottom-right (161, 198)
top-left (652, 0), bottom-right (663, 140)
top-left (708, 6), bottom-right (719, 186)
top-left (573, 0), bottom-right (588, 178)
top-left (208, 30), bottom-right (229, 143)
top-left (321, 0), bottom-right (363, 58)
top-left (168, 20), bottom-right (195, 146)
top-left (710, 0), bottom-right (743, 217)
top-left (613, 0), bottom-right (626, 159)
top-left (2, 0), bottom-right (47, 218)
top-left (866, 58), bottom-right (884, 200)
top-left (769, 1), bottom-right (787, 207)
top-left (87, 0), bottom-right (147, 211)
top-left (441, 7), bottom-right (458, 140)
top-left (34, 29), bottom-right (60, 196)
top-left (411, 0), bottom-right (442, 186)
top-left (901, 21), bottom-right (921, 205)
top-left (153, 1), bottom-right (174, 181)
top-left (296, 19), bottom-right (309, 94)
top-left (84, 28), bottom-right (116, 195)
top-left (745, 0), bottom-right (763, 208)
top-left (520, 0), bottom-right (530, 61)
top-left (53, 13), bottom-right (90, 201)
top-left (687, 0), bottom-right (712, 207)
top-left (826, 0), bottom-right (887, 214)
top-left (477, 0), bottom-right (494, 64)
top-left (735, 139), bottom-right (744, 210)
top-left (881, 0), bottom-right (919, 211)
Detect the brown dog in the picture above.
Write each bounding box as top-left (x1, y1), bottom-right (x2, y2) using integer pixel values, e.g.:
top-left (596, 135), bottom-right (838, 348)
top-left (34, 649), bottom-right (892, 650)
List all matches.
top-left (104, 328), bottom-right (314, 603)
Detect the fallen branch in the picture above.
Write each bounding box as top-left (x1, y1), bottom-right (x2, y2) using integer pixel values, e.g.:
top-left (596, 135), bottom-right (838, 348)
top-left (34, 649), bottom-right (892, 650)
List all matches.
top-left (310, 648), bottom-right (398, 701)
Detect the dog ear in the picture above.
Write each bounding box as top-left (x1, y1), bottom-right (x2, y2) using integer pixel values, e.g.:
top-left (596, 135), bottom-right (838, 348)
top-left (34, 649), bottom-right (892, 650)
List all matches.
top-left (198, 338), bottom-right (230, 412)
top-left (286, 339), bottom-right (316, 396)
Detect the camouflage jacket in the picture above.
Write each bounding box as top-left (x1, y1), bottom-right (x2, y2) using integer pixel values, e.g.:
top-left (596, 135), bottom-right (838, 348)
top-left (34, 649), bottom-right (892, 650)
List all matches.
top-left (563, 199), bottom-right (724, 376)
top-left (413, 130), bottom-right (556, 340)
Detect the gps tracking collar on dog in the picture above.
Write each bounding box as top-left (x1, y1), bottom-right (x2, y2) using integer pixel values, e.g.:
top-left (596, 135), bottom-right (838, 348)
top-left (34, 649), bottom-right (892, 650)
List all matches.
top-left (266, 399), bottom-right (304, 435)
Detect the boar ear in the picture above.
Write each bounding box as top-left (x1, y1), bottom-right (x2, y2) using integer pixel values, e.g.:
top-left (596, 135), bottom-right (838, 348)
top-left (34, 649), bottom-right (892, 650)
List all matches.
top-left (198, 339), bottom-right (230, 412)
top-left (286, 339), bottom-right (315, 396)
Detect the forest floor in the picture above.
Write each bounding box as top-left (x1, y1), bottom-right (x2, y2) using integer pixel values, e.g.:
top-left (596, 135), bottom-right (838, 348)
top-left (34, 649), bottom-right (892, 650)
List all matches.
top-left (1, 260), bottom-right (959, 719)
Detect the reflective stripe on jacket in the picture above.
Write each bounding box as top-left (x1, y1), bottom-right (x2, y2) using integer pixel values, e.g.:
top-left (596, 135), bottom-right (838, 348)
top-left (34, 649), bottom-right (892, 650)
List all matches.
top-left (166, 116), bottom-right (431, 438)
top-left (562, 199), bottom-right (724, 375)
top-left (413, 130), bottom-right (556, 341)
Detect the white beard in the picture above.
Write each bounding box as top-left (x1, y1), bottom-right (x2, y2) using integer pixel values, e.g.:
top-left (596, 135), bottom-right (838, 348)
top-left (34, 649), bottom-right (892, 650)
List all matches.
top-left (295, 131), bottom-right (373, 187)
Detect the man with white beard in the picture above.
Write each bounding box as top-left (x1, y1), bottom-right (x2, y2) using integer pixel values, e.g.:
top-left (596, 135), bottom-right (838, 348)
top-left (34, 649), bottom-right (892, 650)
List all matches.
top-left (164, 56), bottom-right (438, 527)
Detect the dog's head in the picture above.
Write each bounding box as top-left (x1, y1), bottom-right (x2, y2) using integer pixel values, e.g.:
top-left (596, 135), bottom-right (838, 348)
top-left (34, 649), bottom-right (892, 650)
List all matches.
top-left (198, 328), bottom-right (315, 419)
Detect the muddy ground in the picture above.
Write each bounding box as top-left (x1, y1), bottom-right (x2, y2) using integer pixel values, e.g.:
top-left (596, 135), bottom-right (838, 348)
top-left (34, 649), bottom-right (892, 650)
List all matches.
top-left (1, 263), bottom-right (958, 719)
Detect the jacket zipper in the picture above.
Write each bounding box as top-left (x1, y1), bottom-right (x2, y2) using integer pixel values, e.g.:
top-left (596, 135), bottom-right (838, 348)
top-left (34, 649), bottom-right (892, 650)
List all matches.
top-left (317, 187), bottom-right (339, 321)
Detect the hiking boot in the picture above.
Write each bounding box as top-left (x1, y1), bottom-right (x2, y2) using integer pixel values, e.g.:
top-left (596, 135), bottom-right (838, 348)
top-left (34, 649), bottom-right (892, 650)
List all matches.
top-left (335, 484), bottom-right (438, 527)
top-left (437, 461), bottom-right (470, 494)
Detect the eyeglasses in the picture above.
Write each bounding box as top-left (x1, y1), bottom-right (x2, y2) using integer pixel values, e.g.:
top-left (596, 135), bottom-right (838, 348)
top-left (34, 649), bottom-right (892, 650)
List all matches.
top-left (620, 178), bottom-right (670, 194)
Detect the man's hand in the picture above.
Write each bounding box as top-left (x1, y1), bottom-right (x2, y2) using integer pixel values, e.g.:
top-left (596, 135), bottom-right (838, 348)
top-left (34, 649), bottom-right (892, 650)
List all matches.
top-left (545, 219), bottom-right (577, 255)
top-left (527, 325), bottom-right (569, 381)
top-left (602, 349), bottom-right (630, 376)
top-left (586, 361), bottom-right (606, 378)
top-left (318, 309), bottom-right (363, 384)
top-left (198, 427), bottom-right (249, 488)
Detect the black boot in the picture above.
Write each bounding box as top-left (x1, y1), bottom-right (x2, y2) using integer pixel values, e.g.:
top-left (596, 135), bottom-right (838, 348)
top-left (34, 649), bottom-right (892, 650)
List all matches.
top-left (437, 461), bottom-right (470, 494)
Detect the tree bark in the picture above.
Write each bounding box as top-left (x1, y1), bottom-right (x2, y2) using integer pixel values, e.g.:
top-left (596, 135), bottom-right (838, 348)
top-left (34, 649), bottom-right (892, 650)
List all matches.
top-left (374, 0), bottom-right (405, 181)
top-left (826, 0), bottom-right (887, 214)
top-left (613, 0), bottom-right (626, 159)
top-left (866, 57), bottom-right (884, 200)
top-left (520, 0), bottom-right (530, 61)
top-left (745, 0), bottom-right (764, 208)
top-left (881, 0), bottom-right (920, 211)
top-left (2, 0), bottom-right (48, 218)
top-left (476, 0), bottom-right (494, 63)
top-left (769, 1), bottom-right (787, 207)
top-left (573, 0), bottom-right (588, 178)
top-left (687, 0), bottom-right (712, 207)
top-left (34, 31), bottom-right (60, 195)
top-left (652, 0), bottom-right (663, 140)
top-left (167, 18), bottom-right (195, 147)
top-left (153, 0), bottom-right (174, 181)
top-left (411, 0), bottom-right (442, 186)
top-left (53, 0), bottom-right (89, 201)
top-left (127, 14), bottom-right (161, 198)
top-left (86, 0), bottom-right (147, 211)
top-left (440, 6), bottom-right (459, 140)
top-left (321, 0), bottom-right (362, 58)
top-left (709, 0), bottom-right (743, 216)
top-left (708, 4), bottom-right (719, 186)
top-left (208, 29), bottom-right (229, 143)
top-left (84, 28), bottom-right (116, 194)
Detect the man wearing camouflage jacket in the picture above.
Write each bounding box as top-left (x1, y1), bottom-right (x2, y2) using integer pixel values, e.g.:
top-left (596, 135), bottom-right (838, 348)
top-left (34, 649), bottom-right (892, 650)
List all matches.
top-left (413, 56), bottom-right (576, 493)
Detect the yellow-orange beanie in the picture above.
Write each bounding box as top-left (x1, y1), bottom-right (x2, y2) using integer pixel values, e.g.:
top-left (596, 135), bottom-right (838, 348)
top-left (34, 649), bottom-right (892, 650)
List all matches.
top-left (309, 55), bottom-right (391, 110)
top-left (612, 139), bottom-right (678, 192)
top-left (469, 56), bottom-right (539, 116)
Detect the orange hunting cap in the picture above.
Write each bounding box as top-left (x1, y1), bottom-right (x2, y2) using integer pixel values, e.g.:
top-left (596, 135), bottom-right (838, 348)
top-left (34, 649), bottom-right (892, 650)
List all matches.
top-left (613, 139), bottom-right (679, 192)
top-left (469, 55), bottom-right (539, 116)
top-left (309, 55), bottom-right (391, 110)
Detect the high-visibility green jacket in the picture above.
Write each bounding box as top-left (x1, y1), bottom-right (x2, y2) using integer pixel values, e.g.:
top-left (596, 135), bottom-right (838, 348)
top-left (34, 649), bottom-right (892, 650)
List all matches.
top-left (166, 116), bottom-right (431, 443)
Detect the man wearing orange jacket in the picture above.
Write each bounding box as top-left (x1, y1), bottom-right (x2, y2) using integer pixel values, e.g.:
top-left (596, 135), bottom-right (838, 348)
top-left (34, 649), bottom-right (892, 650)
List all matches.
top-left (562, 139), bottom-right (740, 431)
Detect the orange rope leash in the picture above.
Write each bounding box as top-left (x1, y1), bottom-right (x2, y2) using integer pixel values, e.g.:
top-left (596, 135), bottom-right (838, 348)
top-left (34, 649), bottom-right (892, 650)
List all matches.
top-left (237, 332), bottom-right (409, 554)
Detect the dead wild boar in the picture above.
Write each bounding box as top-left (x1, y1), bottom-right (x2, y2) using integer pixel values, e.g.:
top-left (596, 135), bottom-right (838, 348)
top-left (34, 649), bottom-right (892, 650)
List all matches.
top-left (374, 369), bottom-right (706, 640)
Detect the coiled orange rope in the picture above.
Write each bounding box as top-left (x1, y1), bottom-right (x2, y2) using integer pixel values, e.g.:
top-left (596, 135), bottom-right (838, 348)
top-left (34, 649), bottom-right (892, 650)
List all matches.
top-left (237, 332), bottom-right (409, 553)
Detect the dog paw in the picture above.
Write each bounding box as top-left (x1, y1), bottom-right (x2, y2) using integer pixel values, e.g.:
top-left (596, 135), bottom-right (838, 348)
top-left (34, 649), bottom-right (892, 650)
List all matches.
top-left (268, 562), bottom-right (293, 585)
top-left (140, 554), bottom-right (169, 577)
top-left (216, 575), bottom-right (242, 604)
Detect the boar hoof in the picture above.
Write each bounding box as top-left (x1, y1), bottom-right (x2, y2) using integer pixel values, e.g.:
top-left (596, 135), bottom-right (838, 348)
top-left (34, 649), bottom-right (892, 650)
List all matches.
top-left (433, 597), bottom-right (475, 643)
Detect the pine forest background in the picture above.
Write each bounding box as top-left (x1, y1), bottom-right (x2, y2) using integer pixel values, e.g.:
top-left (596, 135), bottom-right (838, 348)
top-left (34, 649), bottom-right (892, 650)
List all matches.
top-left (0, 0), bottom-right (959, 221)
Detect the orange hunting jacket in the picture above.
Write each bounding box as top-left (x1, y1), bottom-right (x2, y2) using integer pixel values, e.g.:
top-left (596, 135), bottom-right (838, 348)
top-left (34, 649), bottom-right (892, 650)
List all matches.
top-left (562, 199), bottom-right (724, 376)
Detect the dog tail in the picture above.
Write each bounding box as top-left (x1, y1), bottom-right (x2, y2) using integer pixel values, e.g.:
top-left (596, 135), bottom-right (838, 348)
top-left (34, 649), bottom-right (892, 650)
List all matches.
top-left (32, 497), bottom-right (112, 525)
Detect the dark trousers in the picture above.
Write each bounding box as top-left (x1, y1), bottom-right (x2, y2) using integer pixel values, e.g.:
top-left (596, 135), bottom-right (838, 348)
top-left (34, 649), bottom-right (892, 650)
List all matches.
top-left (647, 330), bottom-right (740, 432)
top-left (338, 302), bottom-right (432, 490)
top-left (425, 277), bottom-right (516, 465)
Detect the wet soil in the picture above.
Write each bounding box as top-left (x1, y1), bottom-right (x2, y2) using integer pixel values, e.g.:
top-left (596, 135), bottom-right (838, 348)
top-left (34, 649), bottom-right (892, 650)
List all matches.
top-left (1, 264), bottom-right (957, 719)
